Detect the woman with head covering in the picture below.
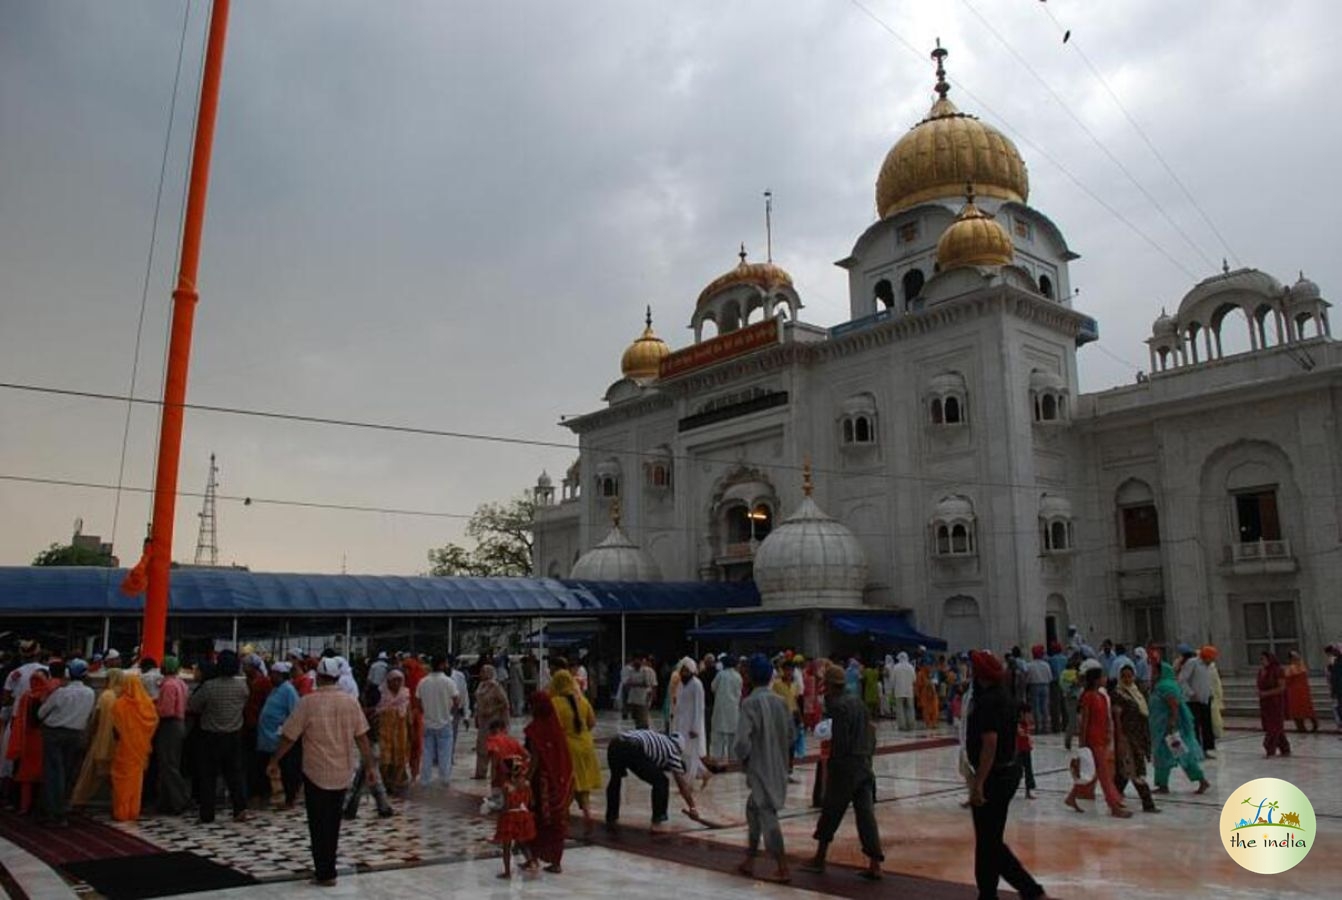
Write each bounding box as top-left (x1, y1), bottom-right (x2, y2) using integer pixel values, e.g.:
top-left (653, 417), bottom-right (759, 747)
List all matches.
top-left (524, 691), bottom-right (573, 872)
top-left (549, 669), bottom-right (600, 833)
top-left (915, 662), bottom-right (940, 730)
top-left (1283, 650), bottom-right (1318, 733)
top-left (1149, 661), bottom-right (1210, 794)
top-left (1131, 647), bottom-right (1151, 690)
top-left (1257, 652), bottom-right (1291, 757)
top-left (1111, 662), bottom-right (1160, 813)
top-left (71, 668), bottom-right (124, 807)
top-left (473, 664), bottom-right (510, 780)
top-left (1064, 662), bottom-right (1131, 817)
top-left (6, 667), bottom-right (54, 814)
top-left (844, 659), bottom-right (861, 698)
top-left (111, 674), bottom-right (159, 820)
top-left (860, 660), bottom-right (881, 719)
top-left (376, 669), bottom-right (411, 793)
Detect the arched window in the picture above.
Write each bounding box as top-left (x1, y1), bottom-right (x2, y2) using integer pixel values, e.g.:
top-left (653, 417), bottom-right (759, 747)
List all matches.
top-left (931, 495), bottom-right (976, 558)
top-left (951, 523), bottom-right (969, 554)
top-left (930, 398), bottom-right (944, 424)
top-left (1040, 394), bottom-right (1058, 421)
top-left (651, 464), bottom-right (670, 488)
top-left (1039, 274), bottom-right (1054, 299)
top-left (854, 416), bottom-right (871, 443)
top-left (927, 372), bottom-right (968, 427)
top-left (901, 268), bottom-right (925, 311)
top-left (725, 505), bottom-right (752, 544)
top-left (874, 279), bottom-right (895, 309)
top-left (1050, 520), bottom-right (1068, 550)
top-left (936, 525), bottom-right (951, 555)
top-left (749, 503), bottom-right (774, 541)
top-left (598, 475), bottom-right (619, 498)
top-left (943, 396), bottom-right (962, 424)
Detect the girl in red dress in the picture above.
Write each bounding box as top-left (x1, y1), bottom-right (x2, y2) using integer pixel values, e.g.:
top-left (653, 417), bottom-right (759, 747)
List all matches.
top-left (495, 756), bottom-right (538, 878)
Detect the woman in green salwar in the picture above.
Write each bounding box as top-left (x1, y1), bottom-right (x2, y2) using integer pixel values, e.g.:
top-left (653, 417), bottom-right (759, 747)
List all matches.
top-left (1148, 660), bottom-right (1210, 795)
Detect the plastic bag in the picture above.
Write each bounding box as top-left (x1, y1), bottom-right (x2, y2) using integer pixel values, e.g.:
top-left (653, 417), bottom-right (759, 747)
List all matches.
top-left (1069, 747), bottom-right (1096, 785)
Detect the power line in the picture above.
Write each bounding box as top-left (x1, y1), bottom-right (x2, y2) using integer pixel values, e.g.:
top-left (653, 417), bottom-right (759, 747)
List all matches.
top-left (959, 0), bottom-right (1218, 273)
top-left (1037, 2), bottom-right (1239, 266)
top-left (845, 0), bottom-right (1200, 281)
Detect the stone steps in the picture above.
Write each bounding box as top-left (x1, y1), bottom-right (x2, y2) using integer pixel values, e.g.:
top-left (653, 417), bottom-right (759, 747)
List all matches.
top-left (1218, 675), bottom-right (1331, 718)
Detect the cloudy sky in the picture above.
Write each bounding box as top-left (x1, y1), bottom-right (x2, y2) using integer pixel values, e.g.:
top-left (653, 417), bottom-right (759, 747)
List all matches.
top-left (2, 0), bottom-right (1337, 575)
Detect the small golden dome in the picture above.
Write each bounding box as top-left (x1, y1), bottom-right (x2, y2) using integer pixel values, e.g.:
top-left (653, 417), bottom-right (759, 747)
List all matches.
top-left (875, 43), bottom-right (1028, 219)
top-left (936, 185), bottom-right (1014, 270)
top-left (697, 245), bottom-right (794, 310)
top-left (620, 307), bottom-right (670, 383)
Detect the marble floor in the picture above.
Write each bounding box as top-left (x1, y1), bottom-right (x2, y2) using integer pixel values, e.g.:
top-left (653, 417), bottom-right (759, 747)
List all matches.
top-left (7, 714), bottom-right (1338, 898)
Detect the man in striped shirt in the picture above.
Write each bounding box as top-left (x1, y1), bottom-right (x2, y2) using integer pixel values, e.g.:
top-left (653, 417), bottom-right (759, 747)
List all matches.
top-left (604, 729), bottom-right (699, 829)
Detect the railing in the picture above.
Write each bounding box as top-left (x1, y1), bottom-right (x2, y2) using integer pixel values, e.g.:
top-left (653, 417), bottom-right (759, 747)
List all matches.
top-left (722, 541), bottom-right (756, 559)
top-left (1232, 539), bottom-right (1291, 562)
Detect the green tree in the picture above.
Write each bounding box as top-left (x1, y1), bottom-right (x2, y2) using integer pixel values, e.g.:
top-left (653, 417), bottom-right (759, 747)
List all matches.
top-left (32, 542), bottom-right (114, 567)
top-left (427, 493), bottom-right (535, 577)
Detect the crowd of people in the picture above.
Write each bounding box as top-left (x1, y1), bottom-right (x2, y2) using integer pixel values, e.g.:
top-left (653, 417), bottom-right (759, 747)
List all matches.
top-left (1, 630), bottom-right (1335, 895)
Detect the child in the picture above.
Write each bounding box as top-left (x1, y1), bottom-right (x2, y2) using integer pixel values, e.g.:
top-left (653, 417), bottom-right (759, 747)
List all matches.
top-left (484, 720), bottom-right (526, 813)
top-left (495, 756), bottom-right (537, 879)
top-left (1017, 702), bottom-right (1036, 799)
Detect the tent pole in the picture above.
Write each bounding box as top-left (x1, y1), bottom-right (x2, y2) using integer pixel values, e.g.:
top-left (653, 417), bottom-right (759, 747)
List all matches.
top-left (448, 617), bottom-right (454, 655)
top-left (231, 616), bottom-right (238, 650)
top-left (693, 612), bottom-right (699, 660)
top-left (620, 613), bottom-right (627, 667)
top-left (102, 616), bottom-right (110, 652)
top-left (345, 616), bottom-right (352, 656)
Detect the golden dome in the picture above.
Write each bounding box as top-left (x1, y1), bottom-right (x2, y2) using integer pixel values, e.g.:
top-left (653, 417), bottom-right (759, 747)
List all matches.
top-left (875, 44), bottom-right (1028, 219)
top-left (620, 307), bottom-right (670, 383)
top-left (936, 186), bottom-right (1014, 270)
top-left (697, 245), bottom-right (793, 310)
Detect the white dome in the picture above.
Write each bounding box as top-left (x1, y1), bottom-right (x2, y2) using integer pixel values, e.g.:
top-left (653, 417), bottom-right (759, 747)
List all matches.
top-left (1152, 310), bottom-right (1177, 336)
top-left (536, 470), bottom-right (553, 488)
top-left (570, 524), bottom-right (662, 582)
top-left (753, 492), bottom-right (868, 608)
top-left (1288, 272), bottom-right (1321, 306)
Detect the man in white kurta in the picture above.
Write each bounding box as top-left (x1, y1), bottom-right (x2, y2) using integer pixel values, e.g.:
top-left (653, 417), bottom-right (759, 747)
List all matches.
top-left (891, 652), bottom-right (916, 731)
top-left (671, 657), bottom-right (707, 781)
top-left (710, 656), bottom-right (743, 761)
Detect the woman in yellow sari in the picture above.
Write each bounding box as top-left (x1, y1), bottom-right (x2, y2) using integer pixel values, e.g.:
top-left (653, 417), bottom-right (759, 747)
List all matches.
top-left (548, 670), bottom-right (599, 833)
top-left (71, 669), bottom-right (124, 807)
top-left (111, 674), bottom-right (159, 821)
top-left (376, 669), bottom-right (411, 794)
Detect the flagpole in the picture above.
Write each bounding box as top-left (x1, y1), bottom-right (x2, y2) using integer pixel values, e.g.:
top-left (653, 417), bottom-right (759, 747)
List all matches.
top-left (142, 0), bottom-right (232, 662)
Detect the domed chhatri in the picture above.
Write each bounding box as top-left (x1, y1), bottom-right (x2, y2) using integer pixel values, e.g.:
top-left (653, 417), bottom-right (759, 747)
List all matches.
top-left (696, 244), bottom-right (794, 311)
top-left (1152, 308), bottom-right (1177, 336)
top-left (875, 41), bottom-right (1029, 219)
top-left (752, 461), bottom-right (868, 608)
top-left (936, 184), bottom-right (1015, 270)
top-left (569, 499), bottom-right (663, 582)
top-left (620, 306), bottom-right (670, 384)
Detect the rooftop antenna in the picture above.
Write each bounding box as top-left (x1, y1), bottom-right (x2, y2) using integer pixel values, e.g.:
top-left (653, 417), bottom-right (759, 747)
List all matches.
top-left (193, 453), bottom-right (219, 567)
top-left (763, 189), bottom-right (773, 262)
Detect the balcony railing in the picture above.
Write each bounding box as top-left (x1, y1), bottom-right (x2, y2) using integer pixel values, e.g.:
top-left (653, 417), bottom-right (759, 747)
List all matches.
top-left (1232, 539), bottom-right (1291, 562)
top-left (722, 541), bottom-right (756, 560)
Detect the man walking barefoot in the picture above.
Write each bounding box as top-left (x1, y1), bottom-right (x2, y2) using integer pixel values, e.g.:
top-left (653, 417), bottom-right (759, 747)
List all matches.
top-left (734, 654), bottom-right (793, 884)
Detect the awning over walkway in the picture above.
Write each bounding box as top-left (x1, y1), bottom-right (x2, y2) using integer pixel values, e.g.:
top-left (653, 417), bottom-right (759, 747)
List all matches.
top-left (686, 612), bottom-right (797, 640)
top-left (826, 611), bottom-right (946, 650)
top-left (0, 567), bottom-right (762, 616)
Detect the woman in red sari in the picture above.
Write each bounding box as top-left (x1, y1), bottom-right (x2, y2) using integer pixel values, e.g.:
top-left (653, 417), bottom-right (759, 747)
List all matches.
top-left (524, 691), bottom-right (573, 873)
top-left (6, 670), bottom-right (55, 814)
top-left (1257, 652), bottom-right (1291, 757)
top-left (1283, 650), bottom-right (1318, 733)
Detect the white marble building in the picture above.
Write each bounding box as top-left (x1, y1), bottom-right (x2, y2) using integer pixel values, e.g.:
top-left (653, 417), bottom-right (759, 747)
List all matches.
top-left (532, 47), bottom-right (1337, 671)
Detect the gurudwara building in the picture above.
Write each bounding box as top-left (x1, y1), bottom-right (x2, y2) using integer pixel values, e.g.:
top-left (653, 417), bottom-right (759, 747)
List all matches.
top-left (531, 46), bottom-right (1338, 671)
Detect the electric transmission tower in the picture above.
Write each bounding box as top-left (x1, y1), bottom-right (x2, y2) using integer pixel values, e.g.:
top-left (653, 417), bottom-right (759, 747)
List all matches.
top-left (193, 453), bottom-right (220, 567)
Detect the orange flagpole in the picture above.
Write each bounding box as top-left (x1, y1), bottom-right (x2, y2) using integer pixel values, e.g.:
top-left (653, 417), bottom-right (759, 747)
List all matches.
top-left (142, 0), bottom-right (231, 662)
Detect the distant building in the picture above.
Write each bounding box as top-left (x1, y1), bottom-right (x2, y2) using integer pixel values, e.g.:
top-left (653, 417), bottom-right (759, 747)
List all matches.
top-left (71, 527), bottom-right (117, 567)
top-left (532, 44), bottom-right (1337, 670)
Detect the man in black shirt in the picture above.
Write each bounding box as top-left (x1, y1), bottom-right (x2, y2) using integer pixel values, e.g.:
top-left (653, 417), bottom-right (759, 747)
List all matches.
top-left (803, 663), bottom-right (884, 881)
top-left (966, 650), bottom-right (1048, 900)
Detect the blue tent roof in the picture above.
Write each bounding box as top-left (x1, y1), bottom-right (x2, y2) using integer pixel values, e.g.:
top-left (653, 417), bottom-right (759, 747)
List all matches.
top-left (826, 611), bottom-right (946, 650)
top-left (0, 567), bottom-right (762, 616)
top-left (686, 612), bottom-right (797, 639)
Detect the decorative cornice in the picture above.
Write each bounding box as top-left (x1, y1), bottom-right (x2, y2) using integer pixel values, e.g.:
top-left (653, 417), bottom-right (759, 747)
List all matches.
top-left (561, 390), bottom-right (676, 434)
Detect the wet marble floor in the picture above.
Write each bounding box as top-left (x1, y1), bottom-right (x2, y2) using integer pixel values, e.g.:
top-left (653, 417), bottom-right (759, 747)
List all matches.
top-left (10, 714), bottom-right (1338, 898)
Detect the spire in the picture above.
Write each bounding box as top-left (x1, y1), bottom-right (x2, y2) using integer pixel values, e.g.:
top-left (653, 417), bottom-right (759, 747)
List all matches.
top-left (763, 189), bottom-right (773, 263)
top-left (932, 39), bottom-right (950, 102)
top-left (738, 242), bottom-right (748, 265)
top-left (644, 304), bottom-right (652, 329)
top-left (802, 456), bottom-right (814, 497)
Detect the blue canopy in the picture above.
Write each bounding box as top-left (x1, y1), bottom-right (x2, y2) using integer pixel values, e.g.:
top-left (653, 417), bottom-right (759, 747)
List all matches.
top-left (826, 611), bottom-right (946, 650)
top-left (686, 612), bottom-right (797, 639)
top-left (0, 567), bottom-right (762, 617)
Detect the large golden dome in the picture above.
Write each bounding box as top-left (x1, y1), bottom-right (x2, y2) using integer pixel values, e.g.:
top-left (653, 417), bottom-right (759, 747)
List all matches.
top-left (875, 44), bottom-right (1028, 219)
top-left (936, 186), bottom-right (1014, 270)
top-left (697, 246), bottom-right (793, 310)
top-left (620, 307), bottom-right (670, 383)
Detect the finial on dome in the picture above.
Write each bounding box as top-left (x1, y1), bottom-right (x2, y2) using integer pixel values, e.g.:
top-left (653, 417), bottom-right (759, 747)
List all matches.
top-left (645, 304), bottom-right (652, 328)
top-left (932, 39), bottom-right (950, 101)
top-left (738, 243), bottom-right (748, 265)
top-left (964, 181), bottom-right (976, 206)
top-left (802, 456), bottom-right (814, 497)
top-left (610, 496), bottom-right (621, 529)
top-left (1222, 258), bottom-right (1230, 274)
